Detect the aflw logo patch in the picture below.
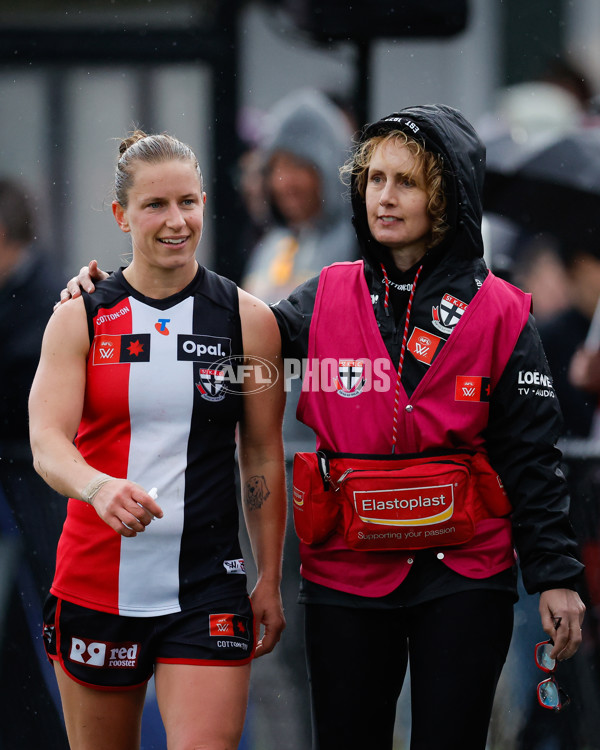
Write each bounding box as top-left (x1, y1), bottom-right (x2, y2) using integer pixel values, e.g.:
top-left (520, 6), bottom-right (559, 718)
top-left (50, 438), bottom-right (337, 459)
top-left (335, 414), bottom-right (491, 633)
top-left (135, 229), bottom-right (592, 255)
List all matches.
top-left (455, 376), bottom-right (491, 402)
top-left (407, 327), bottom-right (444, 366)
top-left (92, 334), bottom-right (151, 365)
top-left (209, 613), bottom-right (250, 641)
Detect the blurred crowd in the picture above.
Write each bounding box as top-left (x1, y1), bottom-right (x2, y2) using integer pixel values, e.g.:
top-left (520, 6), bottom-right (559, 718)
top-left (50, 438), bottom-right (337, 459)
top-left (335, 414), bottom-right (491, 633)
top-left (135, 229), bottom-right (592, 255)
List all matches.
top-left (4, 56), bottom-right (600, 749)
top-left (475, 62), bottom-right (600, 750)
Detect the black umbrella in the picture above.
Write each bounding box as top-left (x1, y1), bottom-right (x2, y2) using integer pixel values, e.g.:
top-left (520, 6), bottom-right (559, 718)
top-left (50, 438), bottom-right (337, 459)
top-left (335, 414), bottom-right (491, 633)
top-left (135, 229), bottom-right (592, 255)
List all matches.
top-left (483, 127), bottom-right (600, 257)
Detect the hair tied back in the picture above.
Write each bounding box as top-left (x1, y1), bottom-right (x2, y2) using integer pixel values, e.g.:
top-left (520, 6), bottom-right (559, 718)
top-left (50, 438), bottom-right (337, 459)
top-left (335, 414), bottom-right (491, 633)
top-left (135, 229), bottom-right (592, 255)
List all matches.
top-left (118, 129), bottom-right (148, 158)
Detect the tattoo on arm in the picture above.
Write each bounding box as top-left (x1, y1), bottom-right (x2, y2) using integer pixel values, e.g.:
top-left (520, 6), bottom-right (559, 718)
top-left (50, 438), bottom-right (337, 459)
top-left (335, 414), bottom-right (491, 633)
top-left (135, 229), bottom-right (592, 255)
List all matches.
top-left (244, 475), bottom-right (270, 511)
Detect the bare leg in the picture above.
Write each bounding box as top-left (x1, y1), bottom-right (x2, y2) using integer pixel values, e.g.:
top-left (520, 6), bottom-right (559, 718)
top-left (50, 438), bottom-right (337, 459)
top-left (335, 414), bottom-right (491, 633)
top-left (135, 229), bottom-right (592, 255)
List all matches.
top-left (155, 662), bottom-right (251, 750)
top-left (54, 662), bottom-right (147, 750)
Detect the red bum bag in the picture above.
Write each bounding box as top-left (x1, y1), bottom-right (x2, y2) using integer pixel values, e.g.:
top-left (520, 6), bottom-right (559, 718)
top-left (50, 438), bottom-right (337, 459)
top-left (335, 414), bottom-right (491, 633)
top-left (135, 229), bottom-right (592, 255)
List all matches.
top-left (292, 450), bottom-right (511, 551)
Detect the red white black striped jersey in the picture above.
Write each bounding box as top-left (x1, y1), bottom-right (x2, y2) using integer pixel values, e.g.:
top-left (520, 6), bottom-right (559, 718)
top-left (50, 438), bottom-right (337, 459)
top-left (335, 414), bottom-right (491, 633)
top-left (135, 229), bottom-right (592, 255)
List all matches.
top-left (51, 266), bottom-right (248, 616)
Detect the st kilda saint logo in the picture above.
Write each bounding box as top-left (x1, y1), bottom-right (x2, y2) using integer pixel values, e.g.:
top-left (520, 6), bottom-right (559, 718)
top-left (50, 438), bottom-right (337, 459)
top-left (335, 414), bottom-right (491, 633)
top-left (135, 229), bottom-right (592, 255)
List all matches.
top-left (196, 366), bottom-right (227, 402)
top-left (432, 293), bottom-right (468, 334)
top-left (336, 359), bottom-right (366, 398)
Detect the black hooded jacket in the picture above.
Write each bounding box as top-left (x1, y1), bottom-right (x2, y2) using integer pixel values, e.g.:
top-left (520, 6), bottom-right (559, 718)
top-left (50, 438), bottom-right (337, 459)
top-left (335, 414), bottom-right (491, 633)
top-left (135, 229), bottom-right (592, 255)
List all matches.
top-left (271, 104), bottom-right (583, 595)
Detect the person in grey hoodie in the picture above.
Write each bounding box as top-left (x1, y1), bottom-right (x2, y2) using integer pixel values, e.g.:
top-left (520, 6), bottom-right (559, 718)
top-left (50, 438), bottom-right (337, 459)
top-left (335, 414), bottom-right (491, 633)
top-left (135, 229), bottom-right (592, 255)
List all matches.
top-left (242, 88), bottom-right (359, 460)
top-left (241, 87), bottom-right (358, 308)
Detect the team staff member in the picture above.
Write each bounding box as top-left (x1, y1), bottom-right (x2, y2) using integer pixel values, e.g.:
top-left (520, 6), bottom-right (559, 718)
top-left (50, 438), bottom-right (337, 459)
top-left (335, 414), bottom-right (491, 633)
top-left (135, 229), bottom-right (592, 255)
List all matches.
top-left (274, 104), bottom-right (585, 750)
top-left (30, 131), bottom-right (286, 750)
top-left (59, 106), bottom-right (585, 750)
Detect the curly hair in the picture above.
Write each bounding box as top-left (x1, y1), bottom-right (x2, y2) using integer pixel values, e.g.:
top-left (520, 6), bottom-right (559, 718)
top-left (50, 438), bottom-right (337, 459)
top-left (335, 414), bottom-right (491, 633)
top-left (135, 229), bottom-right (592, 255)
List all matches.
top-left (114, 130), bottom-right (203, 207)
top-left (340, 129), bottom-right (448, 249)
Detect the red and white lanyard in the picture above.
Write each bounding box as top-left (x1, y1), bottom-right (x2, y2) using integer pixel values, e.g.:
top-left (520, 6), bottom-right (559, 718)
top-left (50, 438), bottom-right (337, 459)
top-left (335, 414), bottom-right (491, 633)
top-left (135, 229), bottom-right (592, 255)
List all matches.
top-left (380, 262), bottom-right (423, 453)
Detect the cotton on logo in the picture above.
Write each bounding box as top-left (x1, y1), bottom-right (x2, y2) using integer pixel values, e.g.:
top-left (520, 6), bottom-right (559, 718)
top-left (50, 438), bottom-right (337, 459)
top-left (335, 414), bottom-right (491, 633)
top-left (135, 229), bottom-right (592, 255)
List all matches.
top-left (69, 637), bottom-right (106, 666)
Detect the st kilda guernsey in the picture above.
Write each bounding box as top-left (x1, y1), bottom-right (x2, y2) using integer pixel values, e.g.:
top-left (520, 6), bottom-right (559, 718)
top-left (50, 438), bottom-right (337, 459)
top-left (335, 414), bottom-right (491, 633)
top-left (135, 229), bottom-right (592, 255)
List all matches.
top-left (51, 267), bottom-right (248, 616)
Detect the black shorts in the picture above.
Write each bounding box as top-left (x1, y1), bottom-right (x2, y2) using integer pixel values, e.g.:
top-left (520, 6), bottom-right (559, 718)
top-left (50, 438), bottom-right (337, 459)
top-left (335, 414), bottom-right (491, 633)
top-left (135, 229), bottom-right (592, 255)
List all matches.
top-left (42, 594), bottom-right (255, 691)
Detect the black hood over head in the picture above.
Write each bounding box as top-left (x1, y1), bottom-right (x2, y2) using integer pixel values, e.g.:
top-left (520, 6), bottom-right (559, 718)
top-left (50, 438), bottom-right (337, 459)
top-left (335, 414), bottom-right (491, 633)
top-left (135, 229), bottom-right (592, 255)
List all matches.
top-left (350, 104), bottom-right (486, 278)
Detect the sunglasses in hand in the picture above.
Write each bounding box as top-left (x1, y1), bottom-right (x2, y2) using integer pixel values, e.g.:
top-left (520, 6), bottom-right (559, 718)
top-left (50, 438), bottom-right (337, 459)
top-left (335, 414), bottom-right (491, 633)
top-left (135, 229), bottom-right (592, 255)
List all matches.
top-left (535, 640), bottom-right (571, 712)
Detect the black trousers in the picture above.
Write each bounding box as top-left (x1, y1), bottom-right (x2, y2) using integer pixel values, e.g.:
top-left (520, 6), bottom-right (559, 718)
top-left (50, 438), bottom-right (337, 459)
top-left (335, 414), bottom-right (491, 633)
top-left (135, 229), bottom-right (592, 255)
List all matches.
top-left (305, 589), bottom-right (514, 750)
top-left (0, 463), bottom-right (68, 750)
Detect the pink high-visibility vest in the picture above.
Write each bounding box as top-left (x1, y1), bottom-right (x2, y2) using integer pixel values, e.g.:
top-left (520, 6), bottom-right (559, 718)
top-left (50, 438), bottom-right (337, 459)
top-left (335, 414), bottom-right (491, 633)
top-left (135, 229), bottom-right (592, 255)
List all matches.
top-left (297, 260), bottom-right (531, 597)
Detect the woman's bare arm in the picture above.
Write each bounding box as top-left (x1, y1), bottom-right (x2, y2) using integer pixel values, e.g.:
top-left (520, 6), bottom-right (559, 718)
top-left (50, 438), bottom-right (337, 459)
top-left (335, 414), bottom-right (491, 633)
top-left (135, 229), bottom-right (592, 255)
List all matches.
top-left (29, 298), bottom-right (162, 535)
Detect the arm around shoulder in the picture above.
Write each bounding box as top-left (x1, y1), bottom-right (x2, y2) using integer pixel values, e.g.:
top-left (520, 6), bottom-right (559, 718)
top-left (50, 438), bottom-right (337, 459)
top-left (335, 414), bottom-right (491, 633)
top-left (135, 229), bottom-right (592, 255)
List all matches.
top-left (58, 259), bottom-right (110, 306)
